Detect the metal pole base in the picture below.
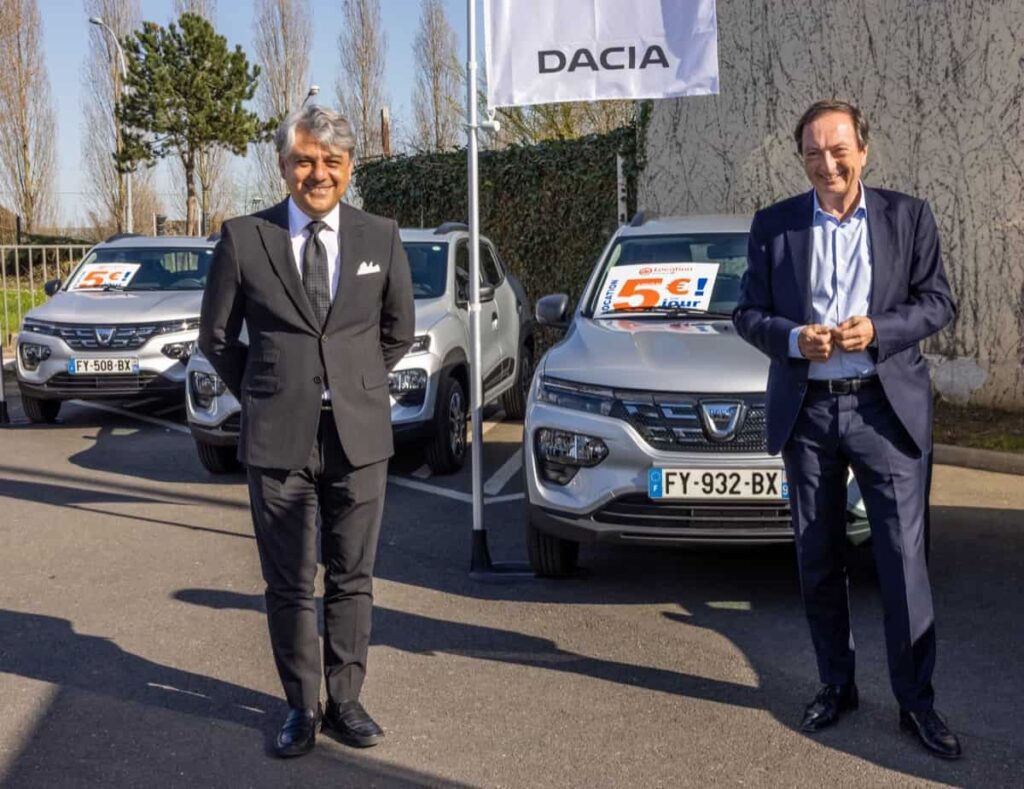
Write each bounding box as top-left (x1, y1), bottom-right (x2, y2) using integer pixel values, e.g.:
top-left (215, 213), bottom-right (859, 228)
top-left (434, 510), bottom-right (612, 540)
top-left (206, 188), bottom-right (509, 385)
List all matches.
top-left (469, 529), bottom-right (534, 583)
top-left (0, 401), bottom-right (9, 425)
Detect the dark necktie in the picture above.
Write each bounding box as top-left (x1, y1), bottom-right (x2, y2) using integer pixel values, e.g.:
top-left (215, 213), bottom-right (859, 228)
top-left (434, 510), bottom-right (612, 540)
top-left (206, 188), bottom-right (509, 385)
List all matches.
top-left (302, 220), bottom-right (331, 327)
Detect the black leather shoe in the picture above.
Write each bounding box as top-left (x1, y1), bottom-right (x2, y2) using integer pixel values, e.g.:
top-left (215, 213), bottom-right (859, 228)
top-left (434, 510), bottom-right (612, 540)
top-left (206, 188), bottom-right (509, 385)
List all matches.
top-left (273, 705), bottom-right (321, 758)
top-left (324, 699), bottom-right (384, 748)
top-left (800, 683), bottom-right (859, 732)
top-left (900, 708), bottom-right (963, 759)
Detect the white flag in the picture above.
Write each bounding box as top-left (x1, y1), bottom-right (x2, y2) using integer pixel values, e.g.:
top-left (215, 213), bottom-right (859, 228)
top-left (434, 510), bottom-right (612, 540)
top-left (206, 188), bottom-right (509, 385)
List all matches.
top-left (483, 0), bottom-right (719, 109)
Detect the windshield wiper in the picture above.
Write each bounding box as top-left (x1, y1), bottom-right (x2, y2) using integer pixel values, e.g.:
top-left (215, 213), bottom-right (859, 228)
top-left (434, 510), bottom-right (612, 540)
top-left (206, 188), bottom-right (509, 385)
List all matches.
top-left (600, 307), bottom-right (733, 319)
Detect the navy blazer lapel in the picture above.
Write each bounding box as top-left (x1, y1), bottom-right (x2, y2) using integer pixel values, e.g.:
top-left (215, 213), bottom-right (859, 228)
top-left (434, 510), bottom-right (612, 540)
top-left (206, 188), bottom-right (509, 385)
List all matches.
top-left (324, 203), bottom-right (366, 332)
top-left (865, 188), bottom-right (895, 313)
top-left (785, 191), bottom-right (815, 323)
top-left (255, 199), bottom-right (319, 331)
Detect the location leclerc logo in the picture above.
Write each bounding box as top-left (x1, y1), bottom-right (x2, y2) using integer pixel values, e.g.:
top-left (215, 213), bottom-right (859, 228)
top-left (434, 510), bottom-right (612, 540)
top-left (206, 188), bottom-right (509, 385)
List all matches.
top-left (537, 44), bottom-right (671, 74)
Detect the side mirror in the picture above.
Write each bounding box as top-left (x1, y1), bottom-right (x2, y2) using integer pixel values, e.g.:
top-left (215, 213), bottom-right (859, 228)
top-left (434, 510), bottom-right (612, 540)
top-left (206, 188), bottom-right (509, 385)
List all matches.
top-left (479, 284), bottom-right (496, 303)
top-left (44, 279), bottom-right (62, 297)
top-left (536, 293), bottom-right (570, 328)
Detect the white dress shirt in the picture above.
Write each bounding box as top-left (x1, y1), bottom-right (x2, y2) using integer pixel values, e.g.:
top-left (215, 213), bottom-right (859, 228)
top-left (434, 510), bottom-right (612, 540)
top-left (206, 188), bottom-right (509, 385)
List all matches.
top-left (788, 185), bottom-right (876, 379)
top-left (287, 197), bottom-right (341, 399)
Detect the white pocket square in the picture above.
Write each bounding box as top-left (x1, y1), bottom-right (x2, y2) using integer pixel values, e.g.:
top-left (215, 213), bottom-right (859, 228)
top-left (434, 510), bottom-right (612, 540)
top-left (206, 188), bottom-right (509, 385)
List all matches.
top-left (357, 261), bottom-right (381, 276)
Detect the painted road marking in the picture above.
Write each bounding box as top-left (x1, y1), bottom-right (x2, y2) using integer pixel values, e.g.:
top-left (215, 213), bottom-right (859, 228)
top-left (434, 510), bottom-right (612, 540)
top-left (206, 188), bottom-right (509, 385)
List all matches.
top-left (484, 448), bottom-right (523, 495)
top-left (70, 400), bottom-right (191, 435)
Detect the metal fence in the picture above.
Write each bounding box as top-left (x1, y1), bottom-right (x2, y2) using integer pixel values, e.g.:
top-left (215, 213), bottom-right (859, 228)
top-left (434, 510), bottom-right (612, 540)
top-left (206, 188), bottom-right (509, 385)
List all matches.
top-left (1, 245), bottom-right (93, 346)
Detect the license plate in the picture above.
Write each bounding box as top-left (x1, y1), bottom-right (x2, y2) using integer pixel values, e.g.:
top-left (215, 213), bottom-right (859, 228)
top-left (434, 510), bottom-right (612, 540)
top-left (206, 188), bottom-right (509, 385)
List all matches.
top-left (649, 468), bottom-right (788, 500)
top-left (68, 357), bottom-right (140, 375)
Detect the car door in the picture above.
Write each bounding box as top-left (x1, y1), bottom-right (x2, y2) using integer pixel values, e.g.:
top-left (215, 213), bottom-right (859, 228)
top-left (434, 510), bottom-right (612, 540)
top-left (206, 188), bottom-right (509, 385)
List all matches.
top-left (454, 239), bottom-right (502, 388)
top-left (480, 241), bottom-right (519, 391)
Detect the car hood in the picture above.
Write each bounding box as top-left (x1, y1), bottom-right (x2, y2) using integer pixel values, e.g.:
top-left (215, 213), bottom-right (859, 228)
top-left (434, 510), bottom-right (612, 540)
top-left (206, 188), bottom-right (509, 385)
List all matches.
top-left (26, 290), bottom-right (203, 324)
top-left (541, 317), bottom-right (769, 393)
top-left (414, 297), bottom-right (451, 335)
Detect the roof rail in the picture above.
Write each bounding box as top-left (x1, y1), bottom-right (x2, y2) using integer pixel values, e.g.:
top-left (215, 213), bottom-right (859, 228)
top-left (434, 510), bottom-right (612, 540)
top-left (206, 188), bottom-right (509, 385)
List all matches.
top-left (434, 221), bottom-right (469, 235)
top-left (629, 210), bottom-right (655, 227)
top-left (103, 232), bottom-right (143, 242)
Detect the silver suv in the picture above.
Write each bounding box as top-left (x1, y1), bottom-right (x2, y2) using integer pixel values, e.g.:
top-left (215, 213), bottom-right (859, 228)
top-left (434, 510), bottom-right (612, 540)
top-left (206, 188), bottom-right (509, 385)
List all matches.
top-left (524, 214), bottom-right (869, 577)
top-left (186, 224), bottom-right (535, 474)
top-left (15, 235), bottom-right (216, 423)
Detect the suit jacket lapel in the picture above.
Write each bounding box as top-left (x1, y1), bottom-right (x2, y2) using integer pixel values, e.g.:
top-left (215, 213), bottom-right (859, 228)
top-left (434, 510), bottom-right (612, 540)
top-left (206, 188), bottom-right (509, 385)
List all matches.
top-left (785, 191), bottom-right (815, 323)
top-left (256, 199), bottom-right (319, 331)
top-left (865, 187), bottom-right (895, 313)
top-left (325, 203), bottom-right (366, 332)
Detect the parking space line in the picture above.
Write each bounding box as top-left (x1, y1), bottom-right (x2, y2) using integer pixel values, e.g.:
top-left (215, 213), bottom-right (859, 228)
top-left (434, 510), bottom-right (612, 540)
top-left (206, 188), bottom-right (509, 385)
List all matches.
top-left (484, 448), bottom-right (522, 495)
top-left (122, 397), bottom-right (161, 409)
top-left (485, 492), bottom-right (526, 504)
top-left (388, 475), bottom-right (474, 503)
top-left (70, 400), bottom-right (191, 435)
top-left (153, 404), bottom-right (185, 417)
top-left (480, 409), bottom-right (505, 437)
top-left (411, 464), bottom-right (432, 480)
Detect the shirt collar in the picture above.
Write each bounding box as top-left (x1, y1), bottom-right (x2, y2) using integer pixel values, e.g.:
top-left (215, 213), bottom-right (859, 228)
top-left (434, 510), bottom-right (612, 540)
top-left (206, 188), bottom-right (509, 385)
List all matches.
top-left (287, 197), bottom-right (340, 236)
top-left (812, 182), bottom-right (867, 223)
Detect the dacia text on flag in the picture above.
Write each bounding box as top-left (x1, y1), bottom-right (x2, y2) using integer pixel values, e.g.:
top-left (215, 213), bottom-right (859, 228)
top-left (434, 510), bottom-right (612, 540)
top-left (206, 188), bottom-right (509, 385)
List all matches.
top-left (483, 0), bottom-right (719, 108)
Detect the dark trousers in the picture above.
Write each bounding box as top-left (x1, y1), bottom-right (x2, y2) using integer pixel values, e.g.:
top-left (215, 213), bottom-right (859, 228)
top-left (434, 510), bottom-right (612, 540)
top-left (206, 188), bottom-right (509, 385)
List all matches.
top-left (247, 408), bottom-right (388, 709)
top-left (781, 385), bottom-right (936, 712)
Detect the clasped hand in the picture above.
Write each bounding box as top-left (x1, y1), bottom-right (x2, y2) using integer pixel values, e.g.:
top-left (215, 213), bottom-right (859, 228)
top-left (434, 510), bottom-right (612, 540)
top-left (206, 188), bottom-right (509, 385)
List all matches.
top-left (798, 316), bottom-right (874, 361)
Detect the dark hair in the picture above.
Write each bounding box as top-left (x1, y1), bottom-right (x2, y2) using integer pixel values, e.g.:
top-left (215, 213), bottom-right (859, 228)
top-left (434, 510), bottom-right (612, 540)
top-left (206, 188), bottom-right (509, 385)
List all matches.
top-left (794, 100), bottom-right (869, 155)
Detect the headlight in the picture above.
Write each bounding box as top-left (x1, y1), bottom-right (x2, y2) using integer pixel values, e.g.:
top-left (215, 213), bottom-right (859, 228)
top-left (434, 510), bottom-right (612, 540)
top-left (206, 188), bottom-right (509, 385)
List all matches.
top-left (389, 368), bottom-right (428, 406)
top-left (534, 427), bottom-right (608, 485)
top-left (190, 370), bottom-right (226, 408)
top-left (19, 342), bottom-right (52, 371)
top-left (154, 318), bottom-right (201, 335)
top-left (536, 375), bottom-right (615, 416)
top-left (161, 341), bottom-right (195, 361)
top-left (407, 335), bottom-right (431, 355)
top-left (21, 319), bottom-right (59, 336)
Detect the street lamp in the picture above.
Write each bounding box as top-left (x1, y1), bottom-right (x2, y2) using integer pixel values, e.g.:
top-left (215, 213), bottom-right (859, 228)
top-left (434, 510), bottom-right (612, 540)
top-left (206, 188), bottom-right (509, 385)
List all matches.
top-left (89, 15), bottom-right (133, 234)
top-left (303, 85), bottom-right (320, 106)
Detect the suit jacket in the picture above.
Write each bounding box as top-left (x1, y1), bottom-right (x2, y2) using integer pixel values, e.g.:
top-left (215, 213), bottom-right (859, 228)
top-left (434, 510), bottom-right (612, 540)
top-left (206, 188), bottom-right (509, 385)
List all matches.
top-left (198, 199), bottom-right (415, 469)
top-left (733, 187), bottom-right (956, 456)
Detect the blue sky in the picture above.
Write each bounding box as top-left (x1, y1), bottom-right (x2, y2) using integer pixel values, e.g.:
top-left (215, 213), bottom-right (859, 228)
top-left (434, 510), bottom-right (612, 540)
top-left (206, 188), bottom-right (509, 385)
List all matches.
top-left (38, 0), bottom-right (477, 225)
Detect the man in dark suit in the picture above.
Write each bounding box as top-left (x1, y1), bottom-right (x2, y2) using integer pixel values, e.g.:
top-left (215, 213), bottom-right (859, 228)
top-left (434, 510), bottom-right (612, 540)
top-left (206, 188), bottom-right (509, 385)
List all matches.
top-left (199, 105), bottom-right (414, 758)
top-left (734, 100), bottom-right (961, 759)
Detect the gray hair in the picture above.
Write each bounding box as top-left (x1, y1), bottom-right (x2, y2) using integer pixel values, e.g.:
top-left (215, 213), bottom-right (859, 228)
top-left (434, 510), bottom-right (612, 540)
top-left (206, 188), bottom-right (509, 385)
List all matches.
top-left (274, 105), bottom-right (357, 159)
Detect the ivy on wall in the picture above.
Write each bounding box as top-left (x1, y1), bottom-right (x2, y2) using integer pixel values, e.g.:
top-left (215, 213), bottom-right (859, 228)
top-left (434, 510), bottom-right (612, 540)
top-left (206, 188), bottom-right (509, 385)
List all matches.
top-left (355, 122), bottom-right (643, 313)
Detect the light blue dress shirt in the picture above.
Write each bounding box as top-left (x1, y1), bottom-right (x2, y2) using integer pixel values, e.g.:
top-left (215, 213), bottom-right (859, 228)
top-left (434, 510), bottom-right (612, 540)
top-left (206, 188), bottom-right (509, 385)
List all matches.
top-left (788, 185), bottom-right (876, 379)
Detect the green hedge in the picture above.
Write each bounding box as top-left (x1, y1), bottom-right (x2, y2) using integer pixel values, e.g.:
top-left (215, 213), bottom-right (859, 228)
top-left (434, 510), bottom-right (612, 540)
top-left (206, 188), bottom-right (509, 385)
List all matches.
top-left (355, 125), bottom-right (641, 314)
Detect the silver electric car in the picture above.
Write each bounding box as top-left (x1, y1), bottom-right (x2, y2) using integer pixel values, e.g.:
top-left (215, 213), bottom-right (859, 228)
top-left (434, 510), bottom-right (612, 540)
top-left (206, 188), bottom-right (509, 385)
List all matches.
top-left (15, 235), bottom-right (216, 423)
top-left (524, 214), bottom-right (869, 577)
top-left (186, 224), bottom-right (535, 474)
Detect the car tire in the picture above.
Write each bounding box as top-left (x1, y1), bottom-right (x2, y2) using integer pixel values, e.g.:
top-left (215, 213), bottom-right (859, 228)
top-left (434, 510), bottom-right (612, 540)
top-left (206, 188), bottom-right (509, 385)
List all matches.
top-left (500, 343), bottom-right (533, 421)
top-left (22, 395), bottom-right (61, 424)
top-left (526, 518), bottom-right (579, 578)
top-left (425, 374), bottom-right (467, 474)
top-left (195, 439), bottom-right (241, 474)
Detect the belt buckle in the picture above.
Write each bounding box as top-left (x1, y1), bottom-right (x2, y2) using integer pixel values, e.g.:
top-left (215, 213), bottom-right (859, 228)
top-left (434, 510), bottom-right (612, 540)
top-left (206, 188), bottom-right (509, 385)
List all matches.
top-left (828, 379), bottom-right (853, 395)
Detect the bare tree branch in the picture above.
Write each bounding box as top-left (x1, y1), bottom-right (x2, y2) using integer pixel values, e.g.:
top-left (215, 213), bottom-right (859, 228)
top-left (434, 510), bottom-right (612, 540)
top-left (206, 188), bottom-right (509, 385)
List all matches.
top-left (410, 0), bottom-right (463, 152)
top-left (336, 0), bottom-right (389, 158)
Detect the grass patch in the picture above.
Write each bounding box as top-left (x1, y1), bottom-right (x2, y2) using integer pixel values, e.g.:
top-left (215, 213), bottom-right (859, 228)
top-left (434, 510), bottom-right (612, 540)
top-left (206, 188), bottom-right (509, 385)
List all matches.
top-left (1, 287), bottom-right (47, 344)
top-left (933, 400), bottom-right (1024, 454)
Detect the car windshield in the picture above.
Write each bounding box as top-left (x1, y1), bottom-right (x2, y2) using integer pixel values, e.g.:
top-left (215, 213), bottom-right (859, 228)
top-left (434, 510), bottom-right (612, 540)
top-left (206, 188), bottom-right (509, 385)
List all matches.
top-left (587, 232), bottom-right (748, 318)
top-left (403, 241), bottom-right (447, 299)
top-left (65, 247), bottom-right (214, 292)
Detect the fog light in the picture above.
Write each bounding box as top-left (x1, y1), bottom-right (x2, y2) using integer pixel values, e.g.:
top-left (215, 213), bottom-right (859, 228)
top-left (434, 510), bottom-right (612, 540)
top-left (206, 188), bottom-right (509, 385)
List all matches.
top-left (534, 428), bottom-right (608, 485)
top-left (389, 368), bottom-right (427, 406)
top-left (162, 341), bottom-right (195, 361)
top-left (190, 370), bottom-right (226, 408)
top-left (19, 342), bottom-right (51, 371)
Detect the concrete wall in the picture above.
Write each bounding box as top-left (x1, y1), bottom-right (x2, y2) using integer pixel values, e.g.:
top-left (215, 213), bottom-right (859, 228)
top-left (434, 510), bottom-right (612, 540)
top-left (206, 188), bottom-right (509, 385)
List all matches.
top-left (639, 0), bottom-right (1024, 408)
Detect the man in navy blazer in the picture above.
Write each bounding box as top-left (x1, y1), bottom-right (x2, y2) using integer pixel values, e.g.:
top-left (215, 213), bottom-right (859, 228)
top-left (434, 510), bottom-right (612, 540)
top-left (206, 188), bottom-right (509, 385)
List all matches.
top-left (734, 100), bottom-right (960, 759)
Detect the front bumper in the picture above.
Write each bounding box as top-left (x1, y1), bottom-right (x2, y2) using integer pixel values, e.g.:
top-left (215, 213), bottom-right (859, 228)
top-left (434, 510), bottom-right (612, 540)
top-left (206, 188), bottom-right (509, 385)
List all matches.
top-left (525, 398), bottom-right (870, 545)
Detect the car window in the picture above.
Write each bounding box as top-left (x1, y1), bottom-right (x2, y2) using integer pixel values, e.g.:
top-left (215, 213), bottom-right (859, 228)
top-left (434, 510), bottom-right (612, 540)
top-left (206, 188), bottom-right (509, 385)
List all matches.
top-left (480, 243), bottom-right (503, 287)
top-left (587, 233), bottom-right (748, 317)
top-left (402, 242), bottom-right (447, 299)
top-left (66, 247), bottom-right (213, 292)
top-left (455, 241), bottom-right (470, 302)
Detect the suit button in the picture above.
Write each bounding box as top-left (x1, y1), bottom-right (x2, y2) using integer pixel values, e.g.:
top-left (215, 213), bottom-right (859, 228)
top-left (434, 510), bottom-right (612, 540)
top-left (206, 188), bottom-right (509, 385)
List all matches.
top-left (321, 334), bottom-right (328, 342)
top-left (313, 376), bottom-right (322, 384)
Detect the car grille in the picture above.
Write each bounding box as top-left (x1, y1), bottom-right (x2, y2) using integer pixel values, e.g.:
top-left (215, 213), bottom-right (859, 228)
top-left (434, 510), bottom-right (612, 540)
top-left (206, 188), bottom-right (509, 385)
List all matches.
top-left (220, 413), bottom-right (241, 434)
top-left (55, 324), bottom-right (161, 351)
top-left (610, 394), bottom-right (767, 453)
top-left (594, 494), bottom-right (791, 531)
top-left (41, 372), bottom-right (177, 393)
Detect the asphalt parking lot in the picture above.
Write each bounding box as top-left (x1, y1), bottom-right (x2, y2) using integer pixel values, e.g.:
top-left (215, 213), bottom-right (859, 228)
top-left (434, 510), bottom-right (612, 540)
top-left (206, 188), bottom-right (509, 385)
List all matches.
top-left (0, 376), bottom-right (1022, 788)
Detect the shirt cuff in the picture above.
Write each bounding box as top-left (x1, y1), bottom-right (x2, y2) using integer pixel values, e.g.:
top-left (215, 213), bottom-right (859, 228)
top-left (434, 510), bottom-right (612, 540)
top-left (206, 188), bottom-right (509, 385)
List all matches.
top-left (788, 326), bottom-right (805, 359)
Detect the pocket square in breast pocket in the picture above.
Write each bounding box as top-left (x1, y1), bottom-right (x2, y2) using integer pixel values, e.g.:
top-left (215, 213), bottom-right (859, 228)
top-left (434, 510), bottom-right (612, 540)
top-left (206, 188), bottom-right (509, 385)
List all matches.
top-left (357, 261), bottom-right (381, 276)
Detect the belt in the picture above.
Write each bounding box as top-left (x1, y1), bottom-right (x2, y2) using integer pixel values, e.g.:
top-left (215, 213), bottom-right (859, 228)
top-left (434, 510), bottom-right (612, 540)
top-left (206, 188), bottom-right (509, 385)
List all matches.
top-left (806, 376), bottom-right (880, 395)
top-left (321, 400), bottom-right (333, 410)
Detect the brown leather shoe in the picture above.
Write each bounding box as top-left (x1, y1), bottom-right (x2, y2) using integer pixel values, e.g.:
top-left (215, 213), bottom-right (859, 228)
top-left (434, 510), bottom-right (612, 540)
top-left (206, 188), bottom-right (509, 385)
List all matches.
top-left (324, 699), bottom-right (384, 748)
top-left (273, 704), bottom-right (322, 758)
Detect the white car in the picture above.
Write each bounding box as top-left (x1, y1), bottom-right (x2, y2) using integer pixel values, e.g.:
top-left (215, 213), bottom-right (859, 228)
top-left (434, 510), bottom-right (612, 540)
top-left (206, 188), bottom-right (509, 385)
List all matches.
top-left (187, 223), bottom-right (535, 474)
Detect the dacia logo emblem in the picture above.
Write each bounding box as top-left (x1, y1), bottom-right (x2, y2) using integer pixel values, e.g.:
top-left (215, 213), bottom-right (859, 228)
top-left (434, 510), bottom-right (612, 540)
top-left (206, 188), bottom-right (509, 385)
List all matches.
top-left (698, 401), bottom-right (745, 442)
top-left (95, 327), bottom-right (115, 346)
